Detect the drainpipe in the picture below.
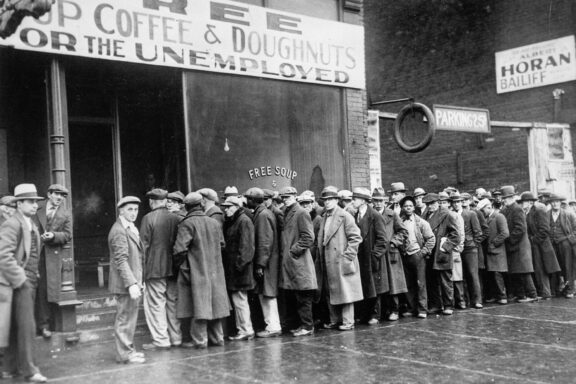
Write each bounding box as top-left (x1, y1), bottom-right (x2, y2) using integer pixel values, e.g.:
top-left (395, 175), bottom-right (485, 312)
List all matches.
top-left (553, 88), bottom-right (565, 122)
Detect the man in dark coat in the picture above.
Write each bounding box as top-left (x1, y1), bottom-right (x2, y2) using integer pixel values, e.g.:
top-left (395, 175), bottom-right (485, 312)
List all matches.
top-left (520, 192), bottom-right (560, 299)
top-left (499, 186), bottom-right (538, 302)
top-left (174, 192), bottom-right (231, 348)
top-left (278, 186), bottom-right (316, 337)
top-left (351, 187), bottom-right (387, 324)
top-left (108, 196), bottom-right (145, 364)
top-left (245, 188), bottom-right (281, 338)
top-left (423, 193), bottom-right (460, 315)
top-left (140, 189), bottom-right (181, 350)
top-left (222, 195), bottom-right (256, 340)
top-left (0, 184), bottom-right (47, 382)
top-left (166, 191), bottom-right (187, 220)
top-left (33, 184), bottom-right (72, 339)
top-left (198, 188), bottom-right (224, 228)
top-left (548, 193), bottom-right (576, 298)
top-left (0, 196), bottom-right (16, 226)
top-left (466, 193), bottom-right (489, 303)
top-left (413, 188), bottom-right (427, 217)
top-left (399, 196), bottom-right (435, 318)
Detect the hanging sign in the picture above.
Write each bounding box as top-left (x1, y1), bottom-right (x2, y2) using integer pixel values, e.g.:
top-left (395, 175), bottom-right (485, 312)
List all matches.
top-left (433, 105), bottom-right (491, 134)
top-left (0, 0), bottom-right (365, 89)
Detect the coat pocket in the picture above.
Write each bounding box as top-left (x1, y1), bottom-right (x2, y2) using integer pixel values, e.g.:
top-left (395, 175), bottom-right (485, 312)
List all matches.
top-left (342, 257), bottom-right (356, 275)
top-left (436, 250), bottom-right (451, 265)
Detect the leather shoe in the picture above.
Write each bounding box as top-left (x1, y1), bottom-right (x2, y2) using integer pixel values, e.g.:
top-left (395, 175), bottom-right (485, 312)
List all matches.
top-left (40, 328), bottom-right (52, 339)
top-left (473, 303), bottom-right (483, 309)
top-left (517, 297), bottom-right (536, 303)
top-left (442, 308), bottom-right (453, 315)
top-left (338, 323), bottom-right (354, 331)
top-left (497, 299), bottom-right (508, 305)
top-left (323, 322), bottom-right (338, 330)
top-left (256, 330), bottom-right (281, 338)
top-left (388, 313), bottom-right (399, 321)
top-left (118, 355), bottom-right (146, 364)
top-left (228, 333), bottom-right (255, 341)
top-left (26, 373), bottom-right (48, 382)
top-left (367, 318), bottom-right (380, 325)
top-left (142, 343), bottom-right (170, 351)
top-left (293, 328), bottom-right (314, 337)
top-left (417, 313), bottom-right (427, 319)
top-left (1, 371), bottom-right (17, 379)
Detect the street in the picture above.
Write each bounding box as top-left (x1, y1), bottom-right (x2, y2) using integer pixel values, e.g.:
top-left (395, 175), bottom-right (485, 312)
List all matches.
top-left (12, 298), bottom-right (576, 384)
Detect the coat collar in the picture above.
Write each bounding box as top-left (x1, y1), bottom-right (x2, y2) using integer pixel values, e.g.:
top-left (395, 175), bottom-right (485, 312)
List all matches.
top-left (322, 207), bottom-right (345, 244)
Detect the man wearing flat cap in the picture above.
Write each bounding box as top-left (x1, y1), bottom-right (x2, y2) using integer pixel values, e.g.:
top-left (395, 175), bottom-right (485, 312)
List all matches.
top-left (198, 188), bottom-right (224, 228)
top-left (548, 193), bottom-right (576, 298)
top-left (519, 192), bottom-right (560, 299)
top-left (166, 191), bottom-right (187, 219)
top-left (0, 184), bottom-right (48, 382)
top-left (174, 192), bottom-right (230, 348)
top-left (0, 196), bottom-right (16, 226)
top-left (499, 186), bottom-right (538, 303)
top-left (263, 189), bottom-right (284, 235)
top-left (108, 196), bottom-right (145, 364)
top-left (33, 184), bottom-right (72, 339)
top-left (140, 189), bottom-right (182, 350)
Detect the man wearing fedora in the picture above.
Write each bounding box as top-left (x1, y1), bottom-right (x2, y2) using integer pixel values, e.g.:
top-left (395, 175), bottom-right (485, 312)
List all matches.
top-left (351, 187), bottom-right (387, 324)
top-left (548, 193), bottom-right (576, 298)
top-left (277, 186), bottom-right (316, 337)
top-left (371, 187), bottom-right (387, 215)
top-left (413, 188), bottom-right (427, 217)
top-left (388, 182), bottom-right (407, 216)
top-left (140, 189), bottom-right (182, 350)
top-left (520, 192), bottom-right (560, 299)
top-left (499, 186), bottom-right (538, 303)
top-left (0, 183), bottom-right (47, 382)
top-left (33, 184), bottom-right (72, 339)
top-left (108, 196), bottom-right (145, 364)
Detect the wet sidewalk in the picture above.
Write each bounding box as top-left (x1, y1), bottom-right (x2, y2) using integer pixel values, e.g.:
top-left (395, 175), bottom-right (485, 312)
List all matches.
top-left (8, 298), bottom-right (576, 383)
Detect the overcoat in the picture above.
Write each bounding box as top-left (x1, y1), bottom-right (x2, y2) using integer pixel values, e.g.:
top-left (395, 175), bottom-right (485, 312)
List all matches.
top-left (547, 208), bottom-right (576, 245)
top-left (317, 206), bottom-right (363, 305)
top-left (0, 213), bottom-right (36, 347)
top-left (527, 205), bottom-right (560, 274)
top-left (485, 211), bottom-right (509, 272)
top-left (278, 203), bottom-right (317, 291)
top-left (108, 219), bottom-right (143, 294)
top-left (34, 202), bottom-right (72, 302)
top-left (139, 206), bottom-right (180, 280)
top-left (174, 209), bottom-right (231, 320)
top-left (451, 212), bottom-right (465, 281)
top-left (425, 207), bottom-right (460, 270)
top-left (355, 205), bottom-right (388, 298)
top-left (206, 205), bottom-right (224, 228)
top-left (223, 209), bottom-right (255, 291)
top-left (501, 202), bottom-right (533, 273)
top-left (473, 208), bottom-right (489, 269)
top-left (382, 208), bottom-right (409, 294)
top-left (252, 204), bottom-right (280, 297)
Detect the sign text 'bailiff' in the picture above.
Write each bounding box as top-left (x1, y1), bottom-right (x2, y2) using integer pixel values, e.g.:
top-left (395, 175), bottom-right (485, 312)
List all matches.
top-left (0, 0), bottom-right (366, 89)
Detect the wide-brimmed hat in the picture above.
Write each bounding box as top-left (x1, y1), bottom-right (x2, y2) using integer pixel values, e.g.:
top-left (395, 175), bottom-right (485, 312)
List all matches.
top-left (399, 195), bottom-right (416, 207)
top-left (117, 196), bottom-right (140, 208)
top-left (320, 186), bottom-right (339, 200)
top-left (13, 184), bottom-right (45, 201)
top-left (146, 188), bottom-right (168, 200)
top-left (197, 188), bottom-right (219, 203)
top-left (450, 192), bottom-right (464, 202)
top-left (338, 189), bottom-right (353, 201)
top-left (372, 187), bottom-right (386, 201)
top-left (518, 191), bottom-right (537, 202)
top-left (279, 186), bottom-right (297, 197)
top-left (48, 184), bottom-right (69, 196)
top-left (413, 188), bottom-right (426, 197)
top-left (224, 186), bottom-right (239, 197)
top-left (438, 191), bottom-right (450, 201)
top-left (390, 182), bottom-right (407, 193)
top-left (167, 191), bottom-right (185, 203)
top-left (548, 193), bottom-right (566, 202)
top-left (499, 185), bottom-right (517, 199)
top-left (221, 195), bottom-right (242, 207)
top-left (297, 192), bottom-right (314, 203)
top-left (352, 187), bottom-right (371, 201)
top-left (422, 193), bottom-right (439, 204)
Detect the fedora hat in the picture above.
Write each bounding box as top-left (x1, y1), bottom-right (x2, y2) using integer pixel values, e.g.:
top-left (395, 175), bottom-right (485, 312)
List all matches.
top-left (499, 185), bottom-right (517, 199)
top-left (422, 193), bottom-right (439, 204)
top-left (338, 189), bottom-right (353, 201)
top-left (221, 195), bottom-right (242, 207)
top-left (297, 192), bottom-right (314, 203)
top-left (372, 187), bottom-right (386, 201)
top-left (518, 191), bottom-right (537, 202)
top-left (390, 182), bottom-right (406, 193)
top-left (13, 184), bottom-right (44, 201)
top-left (320, 186), bottom-right (339, 200)
top-left (438, 191), bottom-right (450, 201)
top-left (351, 187), bottom-right (371, 201)
top-left (450, 192), bottom-right (464, 202)
top-left (413, 188), bottom-right (426, 197)
top-left (224, 186), bottom-right (239, 197)
top-left (477, 198), bottom-right (492, 210)
top-left (548, 193), bottom-right (566, 202)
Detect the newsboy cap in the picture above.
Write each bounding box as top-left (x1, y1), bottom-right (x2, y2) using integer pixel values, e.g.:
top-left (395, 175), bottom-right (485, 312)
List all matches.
top-left (183, 192), bottom-right (203, 206)
top-left (117, 196), bottom-right (141, 208)
top-left (262, 189), bottom-right (275, 199)
top-left (146, 188), bottom-right (168, 200)
top-left (167, 191), bottom-right (185, 203)
top-left (279, 186), bottom-right (298, 197)
top-left (197, 188), bottom-right (219, 202)
top-left (0, 195), bottom-right (16, 208)
top-left (297, 192), bottom-right (314, 203)
top-left (244, 187), bottom-right (264, 199)
top-left (422, 193), bottom-right (440, 204)
top-left (48, 184), bottom-right (69, 196)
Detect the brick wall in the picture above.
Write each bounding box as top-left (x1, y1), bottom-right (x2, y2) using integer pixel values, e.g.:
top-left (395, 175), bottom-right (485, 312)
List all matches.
top-left (365, 0), bottom-right (576, 194)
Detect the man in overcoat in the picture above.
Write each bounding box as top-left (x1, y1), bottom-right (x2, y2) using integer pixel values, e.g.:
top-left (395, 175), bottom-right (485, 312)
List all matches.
top-left (140, 188), bottom-right (181, 350)
top-left (548, 193), bottom-right (576, 298)
top-left (174, 192), bottom-right (230, 348)
top-left (317, 186), bottom-right (363, 331)
top-left (388, 182), bottom-right (407, 216)
top-left (371, 187), bottom-right (386, 215)
top-left (245, 188), bottom-right (281, 338)
top-left (278, 186), bottom-right (316, 337)
top-left (423, 193), bottom-right (460, 315)
top-left (108, 196), bottom-right (145, 364)
top-left (222, 195), bottom-right (256, 341)
top-left (351, 187), bottom-right (387, 324)
top-left (399, 196), bottom-right (435, 318)
top-left (499, 186), bottom-right (538, 302)
top-left (198, 188), bottom-right (224, 228)
top-left (520, 192), bottom-right (560, 299)
top-left (478, 198), bottom-right (509, 304)
top-left (0, 184), bottom-right (47, 382)
top-left (33, 184), bottom-right (72, 338)
top-left (166, 191), bottom-right (186, 220)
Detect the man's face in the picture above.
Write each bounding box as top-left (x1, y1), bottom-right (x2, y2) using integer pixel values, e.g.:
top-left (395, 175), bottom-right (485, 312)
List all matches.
top-left (439, 200), bottom-right (450, 209)
top-left (282, 195), bottom-right (296, 206)
top-left (352, 197), bottom-right (366, 209)
top-left (451, 200), bottom-right (462, 211)
top-left (341, 199), bottom-right (352, 208)
top-left (324, 197), bottom-right (339, 211)
top-left (48, 191), bottom-right (66, 207)
top-left (503, 196), bottom-right (516, 206)
top-left (462, 199), bottom-right (470, 208)
top-left (521, 201), bottom-right (532, 210)
top-left (372, 199), bottom-right (384, 210)
top-left (391, 192), bottom-right (405, 203)
top-left (551, 201), bottom-right (562, 211)
top-left (246, 198), bottom-right (258, 210)
top-left (223, 204), bottom-right (238, 217)
top-left (300, 200), bottom-right (313, 213)
top-left (263, 198), bottom-right (272, 208)
top-left (427, 201), bottom-right (439, 212)
top-left (17, 199), bottom-right (39, 217)
top-left (119, 204), bottom-right (139, 222)
top-left (166, 199), bottom-right (180, 213)
top-left (415, 196), bottom-right (423, 206)
top-left (481, 205), bottom-right (492, 217)
top-left (402, 201), bottom-right (415, 216)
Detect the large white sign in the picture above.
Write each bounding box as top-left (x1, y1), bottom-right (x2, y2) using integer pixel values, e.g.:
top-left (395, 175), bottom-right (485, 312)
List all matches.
top-left (0, 0), bottom-right (365, 89)
top-left (496, 35), bottom-right (576, 94)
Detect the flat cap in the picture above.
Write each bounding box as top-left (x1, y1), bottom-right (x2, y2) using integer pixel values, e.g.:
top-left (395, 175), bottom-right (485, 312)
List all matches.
top-left (146, 188), bottom-right (168, 200)
top-left (0, 195), bottom-right (16, 208)
top-left (279, 186), bottom-right (298, 197)
top-left (48, 184), bottom-right (69, 195)
top-left (262, 189), bottom-right (275, 199)
top-left (461, 192), bottom-right (472, 200)
top-left (183, 192), bottom-right (203, 206)
top-left (477, 198), bottom-right (492, 210)
top-left (197, 188), bottom-right (219, 202)
top-left (422, 193), bottom-right (440, 204)
top-left (221, 195), bottom-right (242, 207)
top-left (167, 191), bottom-right (185, 203)
top-left (297, 192), bottom-right (314, 203)
top-left (117, 196), bottom-right (141, 208)
top-left (244, 187), bottom-right (264, 199)
top-left (352, 187), bottom-right (371, 201)
top-left (224, 186), bottom-right (239, 196)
